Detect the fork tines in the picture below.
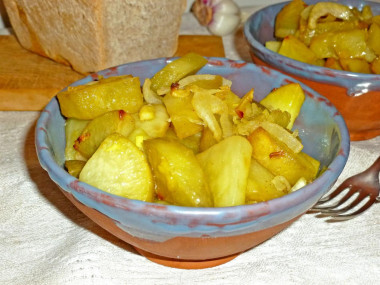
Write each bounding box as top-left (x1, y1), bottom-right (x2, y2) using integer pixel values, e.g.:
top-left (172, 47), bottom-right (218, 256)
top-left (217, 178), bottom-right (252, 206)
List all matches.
top-left (311, 181), bottom-right (376, 221)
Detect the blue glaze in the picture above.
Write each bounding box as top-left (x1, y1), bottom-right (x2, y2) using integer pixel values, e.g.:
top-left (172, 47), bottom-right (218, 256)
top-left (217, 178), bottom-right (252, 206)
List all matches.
top-left (35, 57), bottom-right (350, 242)
top-left (244, 0), bottom-right (380, 96)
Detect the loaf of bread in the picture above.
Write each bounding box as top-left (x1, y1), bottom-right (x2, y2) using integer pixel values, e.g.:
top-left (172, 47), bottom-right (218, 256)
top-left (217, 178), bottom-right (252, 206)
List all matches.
top-left (4, 0), bottom-right (187, 74)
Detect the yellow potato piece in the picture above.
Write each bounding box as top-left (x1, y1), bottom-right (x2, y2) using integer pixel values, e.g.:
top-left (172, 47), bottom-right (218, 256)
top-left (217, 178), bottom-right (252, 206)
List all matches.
top-left (265, 41), bottom-right (282, 53)
top-left (197, 136), bottom-right (252, 207)
top-left (333, 29), bottom-right (376, 62)
top-left (324, 58), bottom-right (343, 70)
top-left (373, 15), bottom-right (380, 25)
top-left (65, 160), bottom-right (86, 178)
top-left (150, 53), bottom-right (208, 92)
top-left (177, 132), bottom-right (202, 154)
top-left (164, 128), bottom-right (202, 154)
top-left (275, 0), bottom-right (306, 38)
top-left (127, 128), bottom-right (151, 150)
top-left (309, 32), bottom-right (337, 59)
top-left (199, 127), bottom-right (218, 152)
top-left (74, 110), bottom-right (135, 159)
top-left (368, 23), bottom-right (380, 56)
top-left (143, 138), bottom-right (213, 207)
top-left (248, 127), bottom-right (319, 185)
top-left (163, 91), bottom-right (203, 139)
top-left (246, 159), bottom-right (288, 203)
top-left (371, 57), bottom-right (380, 74)
top-left (260, 83), bottom-right (305, 130)
top-left (360, 5), bottom-right (373, 21)
top-left (133, 104), bottom-right (170, 138)
top-left (340, 58), bottom-right (371, 73)
top-left (57, 75), bottom-right (144, 120)
top-left (79, 133), bottom-right (154, 202)
top-left (278, 35), bottom-right (319, 65)
top-left (65, 118), bottom-right (89, 161)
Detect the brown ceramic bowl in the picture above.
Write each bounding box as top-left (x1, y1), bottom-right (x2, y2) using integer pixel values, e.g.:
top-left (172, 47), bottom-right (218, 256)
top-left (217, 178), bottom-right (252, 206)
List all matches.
top-left (244, 0), bottom-right (380, 141)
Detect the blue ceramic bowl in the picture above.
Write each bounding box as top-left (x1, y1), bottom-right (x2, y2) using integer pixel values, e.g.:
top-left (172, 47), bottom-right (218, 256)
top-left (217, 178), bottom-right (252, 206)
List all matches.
top-left (35, 57), bottom-right (350, 269)
top-left (244, 0), bottom-right (380, 141)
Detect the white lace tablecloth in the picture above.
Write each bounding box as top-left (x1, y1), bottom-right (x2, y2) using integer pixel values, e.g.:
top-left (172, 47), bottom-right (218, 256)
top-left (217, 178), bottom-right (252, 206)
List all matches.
top-left (0, 5), bottom-right (379, 285)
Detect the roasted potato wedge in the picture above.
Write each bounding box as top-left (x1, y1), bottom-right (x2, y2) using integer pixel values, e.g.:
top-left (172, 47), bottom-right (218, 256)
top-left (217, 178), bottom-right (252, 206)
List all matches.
top-left (163, 91), bottom-right (203, 139)
top-left (79, 133), bottom-right (154, 202)
top-left (144, 138), bottom-right (213, 207)
top-left (150, 52), bottom-right (208, 92)
top-left (246, 159), bottom-right (289, 203)
top-left (58, 75), bottom-right (143, 120)
top-left (248, 127), bottom-right (319, 185)
top-left (260, 83), bottom-right (305, 130)
top-left (65, 118), bottom-right (89, 161)
top-left (197, 136), bottom-right (252, 207)
top-left (74, 110), bottom-right (135, 159)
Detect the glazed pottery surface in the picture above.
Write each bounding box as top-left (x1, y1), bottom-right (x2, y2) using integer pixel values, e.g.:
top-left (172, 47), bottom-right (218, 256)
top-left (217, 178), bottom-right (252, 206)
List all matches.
top-left (35, 57), bottom-right (350, 268)
top-left (244, 0), bottom-right (380, 141)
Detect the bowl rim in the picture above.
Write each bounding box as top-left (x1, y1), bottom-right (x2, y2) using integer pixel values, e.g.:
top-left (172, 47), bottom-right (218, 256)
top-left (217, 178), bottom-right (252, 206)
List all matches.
top-left (243, 0), bottom-right (380, 95)
top-left (35, 56), bottom-right (350, 225)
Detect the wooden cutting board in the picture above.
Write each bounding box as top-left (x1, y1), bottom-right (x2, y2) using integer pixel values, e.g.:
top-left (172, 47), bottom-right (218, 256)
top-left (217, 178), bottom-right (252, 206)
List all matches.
top-left (0, 35), bottom-right (225, 111)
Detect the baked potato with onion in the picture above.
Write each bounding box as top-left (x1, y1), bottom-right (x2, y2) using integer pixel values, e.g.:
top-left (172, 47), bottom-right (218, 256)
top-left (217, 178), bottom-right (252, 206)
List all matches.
top-left (59, 53), bottom-right (320, 207)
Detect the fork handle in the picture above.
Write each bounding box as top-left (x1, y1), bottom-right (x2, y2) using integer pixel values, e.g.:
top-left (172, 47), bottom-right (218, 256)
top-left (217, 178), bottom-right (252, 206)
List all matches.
top-left (371, 156), bottom-right (380, 201)
top-left (368, 156), bottom-right (380, 175)
top-left (363, 156), bottom-right (380, 191)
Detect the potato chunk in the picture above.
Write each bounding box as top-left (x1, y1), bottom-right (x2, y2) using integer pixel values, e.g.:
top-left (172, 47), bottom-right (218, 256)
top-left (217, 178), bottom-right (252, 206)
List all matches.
top-left (164, 128), bottom-right (202, 154)
top-left (74, 110), bottom-right (135, 159)
top-left (248, 127), bottom-right (319, 185)
top-left (163, 91), bottom-right (203, 139)
top-left (65, 118), bottom-right (89, 161)
top-left (333, 29), bottom-right (376, 62)
top-left (199, 127), bottom-right (218, 152)
top-left (260, 83), bottom-right (305, 130)
top-left (340, 58), bottom-right (371, 73)
top-left (246, 159), bottom-right (287, 203)
top-left (65, 160), bottom-right (86, 178)
top-left (134, 104), bottom-right (170, 138)
top-left (309, 32), bottom-right (337, 59)
top-left (196, 136), bottom-right (252, 207)
top-left (143, 138), bottom-right (212, 207)
top-left (57, 75), bottom-right (144, 120)
top-left (278, 35), bottom-right (319, 65)
top-left (275, 0), bottom-right (305, 38)
top-left (368, 23), bottom-right (380, 56)
top-left (371, 57), bottom-right (380, 74)
top-left (150, 53), bottom-right (208, 92)
top-left (79, 133), bottom-right (154, 202)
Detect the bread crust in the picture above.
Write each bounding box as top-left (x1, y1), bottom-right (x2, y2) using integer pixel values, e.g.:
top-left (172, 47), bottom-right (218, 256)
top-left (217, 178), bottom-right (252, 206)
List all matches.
top-left (4, 0), bottom-right (187, 74)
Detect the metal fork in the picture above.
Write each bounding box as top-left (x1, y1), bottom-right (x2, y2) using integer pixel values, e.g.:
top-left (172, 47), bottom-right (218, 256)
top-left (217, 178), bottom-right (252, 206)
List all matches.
top-left (311, 156), bottom-right (380, 221)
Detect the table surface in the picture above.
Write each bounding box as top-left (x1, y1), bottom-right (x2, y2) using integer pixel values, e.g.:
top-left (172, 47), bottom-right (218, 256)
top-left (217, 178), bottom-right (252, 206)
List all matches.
top-left (0, 4), bottom-right (379, 285)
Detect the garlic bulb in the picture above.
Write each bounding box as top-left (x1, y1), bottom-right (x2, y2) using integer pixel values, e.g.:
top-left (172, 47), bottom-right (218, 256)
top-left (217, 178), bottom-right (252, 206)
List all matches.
top-left (192, 0), bottom-right (241, 36)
